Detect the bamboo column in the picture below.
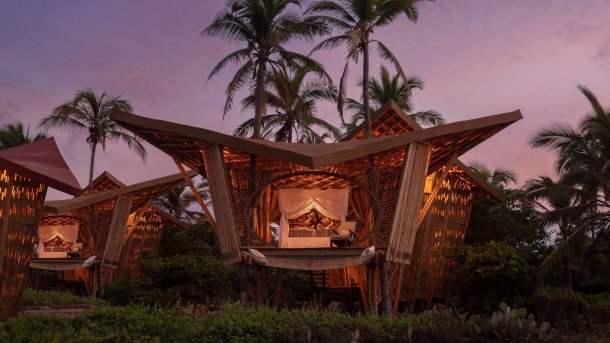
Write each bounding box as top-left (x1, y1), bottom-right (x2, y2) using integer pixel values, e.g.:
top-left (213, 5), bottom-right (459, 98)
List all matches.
top-left (202, 145), bottom-right (241, 264)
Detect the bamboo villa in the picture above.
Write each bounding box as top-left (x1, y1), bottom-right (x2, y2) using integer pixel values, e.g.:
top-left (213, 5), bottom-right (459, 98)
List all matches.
top-left (31, 171), bottom-right (193, 296)
top-left (0, 138), bottom-right (81, 321)
top-left (110, 102), bottom-right (522, 314)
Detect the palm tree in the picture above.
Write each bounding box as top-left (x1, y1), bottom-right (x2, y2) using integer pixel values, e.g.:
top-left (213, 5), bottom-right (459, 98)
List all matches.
top-left (155, 182), bottom-right (210, 224)
top-left (528, 85), bottom-right (610, 288)
top-left (307, 0), bottom-right (421, 136)
top-left (524, 176), bottom-right (585, 288)
top-left (40, 88), bottom-right (147, 297)
top-left (204, 0), bottom-right (329, 139)
top-left (40, 88), bottom-right (147, 190)
top-left (0, 122), bottom-right (46, 149)
top-left (468, 161), bottom-right (517, 189)
top-left (344, 65), bottom-right (445, 130)
top-left (234, 62), bottom-right (341, 142)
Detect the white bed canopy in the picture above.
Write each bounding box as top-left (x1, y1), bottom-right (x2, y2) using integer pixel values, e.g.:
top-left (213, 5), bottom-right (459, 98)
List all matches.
top-left (37, 224), bottom-right (79, 258)
top-left (278, 188), bottom-right (349, 248)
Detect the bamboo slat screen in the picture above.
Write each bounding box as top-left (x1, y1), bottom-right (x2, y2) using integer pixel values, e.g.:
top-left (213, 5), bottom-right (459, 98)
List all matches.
top-left (0, 169), bottom-right (47, 321)
top-left (118, 209), bottom-right (164, 277)
top-left (402, 172), bottom-right (475, 306)
top-left (102, 195), bottom-right (132, 275)
top-left (387, 143), bottom-right (431, 264)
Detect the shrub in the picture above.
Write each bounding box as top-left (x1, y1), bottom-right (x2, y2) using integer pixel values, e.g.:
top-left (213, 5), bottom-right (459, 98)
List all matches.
top-left (20, 289), bottom-right (104, 307)
top-left (531, 288), bottom-right (589, 331)
top-left (450, 241), bottom-right (533, 313)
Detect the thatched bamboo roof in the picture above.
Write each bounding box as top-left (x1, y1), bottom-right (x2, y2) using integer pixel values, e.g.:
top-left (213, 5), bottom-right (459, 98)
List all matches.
top-left (44, 171), bottom-right (196, 215)
top-left (109, 108), bottom-right (522, 172)
top-left (0, 137), bottom-right (81, 195)
top-left (342, 101), bottom-right (507, 201)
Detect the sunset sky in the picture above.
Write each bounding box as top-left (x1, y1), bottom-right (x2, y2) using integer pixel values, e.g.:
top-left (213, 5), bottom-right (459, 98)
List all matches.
top-left (1, 0), bottom-right (609, 199)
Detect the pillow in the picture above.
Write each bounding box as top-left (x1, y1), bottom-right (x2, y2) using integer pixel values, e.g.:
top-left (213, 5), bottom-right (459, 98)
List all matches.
top-left (248, 249), bottom-right (268, 266)
top-left (82, 256), bottom-right (97, 268)
top-left (359, 246), bottom-right (376, 264)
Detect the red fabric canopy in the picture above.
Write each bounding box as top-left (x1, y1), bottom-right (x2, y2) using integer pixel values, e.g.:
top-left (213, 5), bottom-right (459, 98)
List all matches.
top-left (0, 138), bottom-right (81, 195)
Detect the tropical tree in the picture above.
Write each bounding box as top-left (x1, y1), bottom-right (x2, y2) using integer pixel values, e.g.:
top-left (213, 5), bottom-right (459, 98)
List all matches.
top-left (204, 0), bottom-right (329, 139)
top-left (234, 62), bottom-right (340, 142)
top-left (40, 88), bottom-right (147, 190)
top-left (0, 122), bottom-right (46, 149)
top-left (155, 182), bottom-right (211, 224)
top-left (527, 85), bottom-right (610, 289)
top-left (344, 65), bottom-right (445, 131)
top-left (307, 0), bottom-right (421, 136)
top-left (468, 161), bottom-right (517, 189)
top-left (524, 176), bottom-right (584, 288)
top-left (40, 88), bottom-right (146, 297)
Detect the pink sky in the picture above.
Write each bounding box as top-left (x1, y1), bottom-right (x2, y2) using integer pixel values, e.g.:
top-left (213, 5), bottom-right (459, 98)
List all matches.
top-left (1, 0), bottom-right (609, 199)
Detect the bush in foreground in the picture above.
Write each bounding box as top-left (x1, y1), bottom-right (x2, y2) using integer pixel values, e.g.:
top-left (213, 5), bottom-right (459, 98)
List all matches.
top-left (20, 289), bottom-right (104, 308)
top-left (0, 303), bottom-right (565, 343)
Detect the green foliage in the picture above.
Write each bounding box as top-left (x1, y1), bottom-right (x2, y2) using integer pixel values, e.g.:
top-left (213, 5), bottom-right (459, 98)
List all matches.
top-left (0, 304), bottom-right (563, 343)
top-left (450, 241), bottom-right (533, 313)
top-left (583, 292), bottom-right (610, 306)
top-left (21, 289), bottom-right (104, 307)
top-left (0, 122), bottom-right (46, 149)
top-left (531, 288), bottom-right (589, 331)
top-left (465, 193), bottom-right (549, 263)
top-left (104, 223), bottom-right (236, 307)
top-left (470, 302), bottom-right (550, 342)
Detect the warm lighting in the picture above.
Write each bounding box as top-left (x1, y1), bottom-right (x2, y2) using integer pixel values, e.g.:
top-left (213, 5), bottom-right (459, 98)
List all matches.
top-left (424, 174), bottom-right (434, 194)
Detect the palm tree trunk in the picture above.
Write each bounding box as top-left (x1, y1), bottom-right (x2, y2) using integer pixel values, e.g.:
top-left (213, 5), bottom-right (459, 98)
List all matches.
top-left (88, 143), bottom-right (104, 297)
top-left (362, 41), bottom-right (372, 138)
top-left (89, 142), bottom-right (97, 189)
top-left (561, 226), bottom-right (573, 289)
top-left (253, 59), bottom-right (267, 139)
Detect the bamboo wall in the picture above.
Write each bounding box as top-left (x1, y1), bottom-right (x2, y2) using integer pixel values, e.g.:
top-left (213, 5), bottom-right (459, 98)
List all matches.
top-left (0, 170), bottom-right (47, 321)
top-left (118, 210), bottom-right (164, 277)
top-left (401, 172), bottom-right (474, 309)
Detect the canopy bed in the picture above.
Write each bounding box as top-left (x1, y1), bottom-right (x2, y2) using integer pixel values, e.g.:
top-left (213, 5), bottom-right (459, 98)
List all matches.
top-left (277, 188), bottom-right (358, 248)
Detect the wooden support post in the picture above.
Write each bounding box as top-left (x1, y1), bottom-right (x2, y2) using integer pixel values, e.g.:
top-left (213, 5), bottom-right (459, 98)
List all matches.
top-left (387, 143), bottom-right (431, 265)
top-left (367, 258), bottom-right (378, 314)
top-left (201, 146), bottom-right (241, 264)
top-left (239, 262), bottom-right (249, 307)
top-left (273, 268), bottom-right (284, 310)
top-left (257, 267), bottom-right (268, 306)
top-left (379, 255), bottom-right (391, 316)
top-left (392, 265), bottom-right (406, 314)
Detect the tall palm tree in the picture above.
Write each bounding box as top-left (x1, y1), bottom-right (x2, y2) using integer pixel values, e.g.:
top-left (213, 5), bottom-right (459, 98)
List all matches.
top-left (345, 65), bottom-right (445, 131)
top-left (468, 161), bottom-right (517, 189)
top-left (204, 0), bottom-right (329, 139)
top-left (0, 122), bottom-right (46, 149)
top-left (234, 61), bottom-right (340, 142)
top-left (528, 85), bottom-right (610, 288)
top-left (307, 0), bottom-right (421, 136)
top-left (40, 88), bottom-right (147, 190)
top-left (40, 88), bottom-right (147, 297)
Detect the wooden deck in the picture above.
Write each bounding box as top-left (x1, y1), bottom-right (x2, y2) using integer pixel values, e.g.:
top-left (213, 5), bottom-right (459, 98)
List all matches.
top-left (242, 247), bottom-right (386, 257)
top-left (30, 257), bottom-right (87, 270)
